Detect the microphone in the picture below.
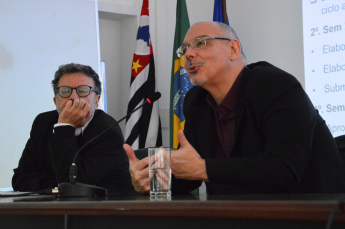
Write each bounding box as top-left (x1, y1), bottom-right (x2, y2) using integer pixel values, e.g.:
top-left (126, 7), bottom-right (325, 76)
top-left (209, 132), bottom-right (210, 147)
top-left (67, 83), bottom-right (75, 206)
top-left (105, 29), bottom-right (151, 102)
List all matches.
top-left (58, 92), bottom-right (161, 197)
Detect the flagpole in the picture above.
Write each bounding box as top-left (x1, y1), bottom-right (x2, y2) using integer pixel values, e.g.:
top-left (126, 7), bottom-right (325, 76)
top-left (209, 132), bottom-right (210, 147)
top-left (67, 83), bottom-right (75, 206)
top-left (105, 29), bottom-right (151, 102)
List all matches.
top-left (221, 0), bottom-right (227, 24)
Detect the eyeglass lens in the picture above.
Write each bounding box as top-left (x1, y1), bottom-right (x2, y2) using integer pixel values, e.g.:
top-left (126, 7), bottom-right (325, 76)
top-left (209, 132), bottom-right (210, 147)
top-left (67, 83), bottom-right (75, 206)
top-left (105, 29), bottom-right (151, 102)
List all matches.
top-left (178, 37), bottom-right (207, 57)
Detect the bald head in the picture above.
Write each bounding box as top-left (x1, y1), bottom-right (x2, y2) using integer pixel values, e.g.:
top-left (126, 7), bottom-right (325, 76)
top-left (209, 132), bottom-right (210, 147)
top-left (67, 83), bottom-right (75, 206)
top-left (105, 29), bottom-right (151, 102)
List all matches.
top-left (187, 21), bottom-right (246, 60)
top-left (181, 21), bottom-right (246, 92)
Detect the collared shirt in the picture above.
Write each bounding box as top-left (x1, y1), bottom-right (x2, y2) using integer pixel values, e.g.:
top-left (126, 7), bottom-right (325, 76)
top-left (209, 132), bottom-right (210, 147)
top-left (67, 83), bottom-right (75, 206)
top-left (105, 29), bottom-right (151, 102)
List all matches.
top-left (53, 115), bottom-right (94, 136)
top-left (206, 69), bottom-right (244, 158)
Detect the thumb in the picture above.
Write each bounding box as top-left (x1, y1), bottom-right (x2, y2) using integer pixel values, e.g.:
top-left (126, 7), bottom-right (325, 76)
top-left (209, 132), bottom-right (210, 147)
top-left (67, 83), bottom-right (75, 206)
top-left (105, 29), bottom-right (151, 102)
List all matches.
top-left (123, 144), bottom-right (138, 163)
top-left (177, 130), bottom-right (189, 148)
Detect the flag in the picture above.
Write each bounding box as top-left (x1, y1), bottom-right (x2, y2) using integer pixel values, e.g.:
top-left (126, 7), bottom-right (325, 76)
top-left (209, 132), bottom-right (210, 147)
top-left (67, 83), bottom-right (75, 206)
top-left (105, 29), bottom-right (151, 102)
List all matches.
top-left (170, 0), bottom-right (192, 149)
top-left (125, 0), bottom-right (162, 150)
top-left (213, 0), bottom-right (229, 25)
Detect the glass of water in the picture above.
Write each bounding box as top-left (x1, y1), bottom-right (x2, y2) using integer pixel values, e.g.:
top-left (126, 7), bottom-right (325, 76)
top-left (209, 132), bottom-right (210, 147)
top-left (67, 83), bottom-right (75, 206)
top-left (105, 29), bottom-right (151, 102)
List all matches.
top-left (148, 148), bottom-right (172, 196)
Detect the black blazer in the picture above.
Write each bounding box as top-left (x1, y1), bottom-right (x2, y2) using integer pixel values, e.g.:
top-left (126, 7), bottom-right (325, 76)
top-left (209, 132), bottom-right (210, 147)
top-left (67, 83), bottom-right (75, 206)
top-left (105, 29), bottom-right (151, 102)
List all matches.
top-left (12, 109), bottom-right (134, 194)
top-left (172, 61), bottom-right (345, 194)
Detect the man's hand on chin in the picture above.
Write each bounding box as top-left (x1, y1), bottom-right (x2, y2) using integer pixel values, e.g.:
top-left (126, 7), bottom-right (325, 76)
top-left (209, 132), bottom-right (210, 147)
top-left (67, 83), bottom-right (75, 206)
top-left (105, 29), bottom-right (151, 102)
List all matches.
top-left (171, 130), bottom-right (209, 182)
top-left (58, 97), bottom-right (91, 128)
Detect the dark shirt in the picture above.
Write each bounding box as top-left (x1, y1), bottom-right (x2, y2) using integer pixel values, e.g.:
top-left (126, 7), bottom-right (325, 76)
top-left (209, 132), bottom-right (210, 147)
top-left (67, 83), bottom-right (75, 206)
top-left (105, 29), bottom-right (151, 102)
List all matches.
top-left (206, 69), bottom-right (243, 158)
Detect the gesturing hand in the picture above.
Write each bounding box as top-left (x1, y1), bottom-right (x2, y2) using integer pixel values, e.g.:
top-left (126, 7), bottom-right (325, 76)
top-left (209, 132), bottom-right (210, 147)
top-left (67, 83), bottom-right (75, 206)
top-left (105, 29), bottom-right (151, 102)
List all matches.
top-left (58, 97), bottom-right (91, 128)
top-left (123, 144), bottom-right (150, 193)
top-left (171, 130), bottom-right (209, 182)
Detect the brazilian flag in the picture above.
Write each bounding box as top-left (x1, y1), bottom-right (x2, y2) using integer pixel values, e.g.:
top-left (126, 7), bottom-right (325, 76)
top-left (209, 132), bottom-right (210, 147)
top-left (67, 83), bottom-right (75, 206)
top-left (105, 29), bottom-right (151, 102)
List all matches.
top-left (170, 0), bottom-right (192, 149)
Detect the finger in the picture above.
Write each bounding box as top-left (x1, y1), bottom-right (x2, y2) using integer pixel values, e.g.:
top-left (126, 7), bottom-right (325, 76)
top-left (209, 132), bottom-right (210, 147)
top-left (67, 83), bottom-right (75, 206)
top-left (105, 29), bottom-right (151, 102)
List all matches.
top-left (82, 102), bottom-right (91, 116)
top-left (133, 177), bottom-right (150, 193)
top-left (150, 150), bottom-right (170, 168)
top-left (84, 101), bottom-right (90, 111)
top-left (123, 144), bottom-right (138, 163)
top-left (142, 177), bottom-right (150, 192)
top-left (177, 130), bottom-right (189, 148)
top-left (59, 100), bottom-right (73, 117)
top-left (65, 99), bottom-right (73, 109)
top-left (137, 157), bottom-right (149, 170)
top-left (77, 98), bottom-right (86, 112)
top-left (72, 97), bottom-right (80, 109)
top-left (156, 168), bottom-right (169, 181)
top-left (149, 153), bottom-right (162, 168)
top-left (79, 98), bottom-right (86, 110)
top-left (156, 169), bottom-right (170, 190)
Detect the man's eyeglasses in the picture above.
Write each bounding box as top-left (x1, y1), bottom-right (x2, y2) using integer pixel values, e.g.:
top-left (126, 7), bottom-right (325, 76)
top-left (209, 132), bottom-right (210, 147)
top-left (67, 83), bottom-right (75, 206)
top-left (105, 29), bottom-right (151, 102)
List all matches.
top-left (176, 36), bottom-right (231, 58)
top-left (55, 85), bottom-right (98, 98)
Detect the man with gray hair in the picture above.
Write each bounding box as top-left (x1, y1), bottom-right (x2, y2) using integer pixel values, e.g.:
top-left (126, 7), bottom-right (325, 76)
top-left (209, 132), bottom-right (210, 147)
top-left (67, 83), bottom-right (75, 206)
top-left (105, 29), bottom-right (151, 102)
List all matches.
top-left (13, 63), bottom-right (133, 194)
top-left (125, 21), bottom-right (345, 194)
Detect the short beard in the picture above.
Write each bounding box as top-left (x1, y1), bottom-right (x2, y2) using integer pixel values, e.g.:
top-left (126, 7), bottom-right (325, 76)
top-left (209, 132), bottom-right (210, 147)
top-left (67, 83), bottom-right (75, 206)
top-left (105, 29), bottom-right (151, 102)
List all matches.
top-left (55, 101), bottom-right (62, 115)
top-left (187, 60), bottom-right (205, 86)
top-left (190, 77), bottom-right (207, 86)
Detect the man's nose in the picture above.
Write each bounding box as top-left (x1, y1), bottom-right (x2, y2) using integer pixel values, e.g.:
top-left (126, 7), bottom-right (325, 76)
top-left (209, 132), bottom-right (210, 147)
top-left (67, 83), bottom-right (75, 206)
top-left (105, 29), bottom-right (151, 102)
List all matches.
top-left (184, 45), bottom-right (196, 59)
top-left (69, 88), bottom-right (79, 100)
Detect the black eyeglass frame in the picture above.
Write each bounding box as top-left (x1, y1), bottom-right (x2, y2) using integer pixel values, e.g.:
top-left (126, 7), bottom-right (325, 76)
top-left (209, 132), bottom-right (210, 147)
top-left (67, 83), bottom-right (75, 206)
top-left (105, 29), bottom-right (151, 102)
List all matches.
top-left (176, 36), bottom-right (231, 58)
top-left (55, 85), bottom-right (99, 98)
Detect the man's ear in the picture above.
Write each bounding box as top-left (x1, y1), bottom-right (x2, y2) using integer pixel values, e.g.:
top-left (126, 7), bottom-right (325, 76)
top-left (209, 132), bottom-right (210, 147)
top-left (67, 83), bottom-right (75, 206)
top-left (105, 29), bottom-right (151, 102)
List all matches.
top-left (95, 94), bottom-right (101, 108)
top-left (53, 97), bottom-right (57, 106)
top-left (228, 39), bottom-right (241, 60)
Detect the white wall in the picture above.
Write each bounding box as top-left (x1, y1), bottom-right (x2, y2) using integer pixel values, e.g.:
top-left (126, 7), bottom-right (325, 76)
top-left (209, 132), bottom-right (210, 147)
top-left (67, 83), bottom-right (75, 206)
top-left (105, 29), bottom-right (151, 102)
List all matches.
top-left (227, 0), bottom-right (304, 87)
top-left (98, 15), bottom-right (139, 133)
top-left (99, 19), bottom-right (122, 126)
top-left (0, 0), bottom-right (99, 187)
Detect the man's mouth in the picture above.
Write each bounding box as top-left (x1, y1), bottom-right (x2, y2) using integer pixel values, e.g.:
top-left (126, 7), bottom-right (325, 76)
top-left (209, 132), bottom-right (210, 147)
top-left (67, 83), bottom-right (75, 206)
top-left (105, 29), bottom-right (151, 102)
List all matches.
top-left (187, 61), bottom-right (203, 74)
top-left (188, 65), bottom-right (199, 73)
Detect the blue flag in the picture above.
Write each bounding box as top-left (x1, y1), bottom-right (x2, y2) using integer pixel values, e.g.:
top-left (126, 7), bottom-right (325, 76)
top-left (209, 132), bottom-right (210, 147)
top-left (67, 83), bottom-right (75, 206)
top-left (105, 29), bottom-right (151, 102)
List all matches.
top-left (213, 0), bottom-right (229, 25)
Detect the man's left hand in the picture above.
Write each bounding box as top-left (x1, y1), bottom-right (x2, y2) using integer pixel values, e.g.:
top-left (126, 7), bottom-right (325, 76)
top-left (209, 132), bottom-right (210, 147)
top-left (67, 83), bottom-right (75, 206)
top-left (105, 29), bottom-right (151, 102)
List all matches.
top-left (171, 130), bottom-right (209, 182)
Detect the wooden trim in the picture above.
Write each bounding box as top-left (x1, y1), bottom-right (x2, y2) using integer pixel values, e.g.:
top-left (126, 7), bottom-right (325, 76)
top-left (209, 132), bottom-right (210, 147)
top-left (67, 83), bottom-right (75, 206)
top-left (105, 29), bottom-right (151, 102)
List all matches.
top-left (0, 200), bottom-right (344, 222)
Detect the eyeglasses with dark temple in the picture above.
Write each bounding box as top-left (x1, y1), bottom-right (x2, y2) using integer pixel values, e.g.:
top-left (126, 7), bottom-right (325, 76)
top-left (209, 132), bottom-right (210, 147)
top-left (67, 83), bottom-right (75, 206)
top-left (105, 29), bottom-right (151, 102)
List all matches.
top-left (55, 85), bottom-right (98, 98)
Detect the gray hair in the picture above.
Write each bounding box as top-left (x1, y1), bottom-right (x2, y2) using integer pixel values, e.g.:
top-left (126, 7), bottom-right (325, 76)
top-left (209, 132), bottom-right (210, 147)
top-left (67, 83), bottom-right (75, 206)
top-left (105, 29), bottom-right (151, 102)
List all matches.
top-left (52, 63), bottom-right (102, 95)
top-left (215, 22), bottom-right (246, 60)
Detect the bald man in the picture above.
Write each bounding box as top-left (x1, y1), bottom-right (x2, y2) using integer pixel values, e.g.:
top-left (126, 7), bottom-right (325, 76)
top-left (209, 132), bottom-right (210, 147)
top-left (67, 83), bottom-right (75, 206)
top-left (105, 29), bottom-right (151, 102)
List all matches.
top-left (124, 21), bottom-right (345, 194)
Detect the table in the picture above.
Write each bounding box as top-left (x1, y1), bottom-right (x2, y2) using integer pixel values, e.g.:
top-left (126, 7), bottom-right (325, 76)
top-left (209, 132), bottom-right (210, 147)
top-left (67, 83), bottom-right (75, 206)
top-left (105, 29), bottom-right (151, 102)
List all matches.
top-left (0, 194), bottom-right (345, 229)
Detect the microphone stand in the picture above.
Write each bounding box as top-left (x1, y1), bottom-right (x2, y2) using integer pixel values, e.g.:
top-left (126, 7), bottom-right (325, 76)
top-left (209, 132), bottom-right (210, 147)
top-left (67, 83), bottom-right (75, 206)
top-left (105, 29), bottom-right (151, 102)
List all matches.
top-left (58, 93), bottom-right (160, 197)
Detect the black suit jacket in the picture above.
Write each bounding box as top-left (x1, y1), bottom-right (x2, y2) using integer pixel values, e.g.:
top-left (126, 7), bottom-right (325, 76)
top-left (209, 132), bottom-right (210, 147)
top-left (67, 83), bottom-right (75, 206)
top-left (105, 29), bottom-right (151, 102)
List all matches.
top-left (12, 109), bottom-right (134, 194)
top-left (172, 61), bottom-right (345, 194)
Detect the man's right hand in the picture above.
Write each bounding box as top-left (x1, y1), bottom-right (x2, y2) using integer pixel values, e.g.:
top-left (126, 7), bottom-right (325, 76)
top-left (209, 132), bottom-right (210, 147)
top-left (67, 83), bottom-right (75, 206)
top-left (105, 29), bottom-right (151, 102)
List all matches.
top-left (58, 97), bottom-right (90, 128)
top-left (123, 144), bottom-right (150, 194)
